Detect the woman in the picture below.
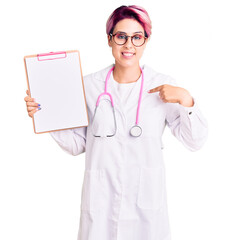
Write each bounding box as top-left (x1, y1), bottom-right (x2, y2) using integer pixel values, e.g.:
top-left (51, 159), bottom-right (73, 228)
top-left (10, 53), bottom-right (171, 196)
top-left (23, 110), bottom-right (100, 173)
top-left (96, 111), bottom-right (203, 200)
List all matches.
top-left (24, 5), bottom-right (208, 240)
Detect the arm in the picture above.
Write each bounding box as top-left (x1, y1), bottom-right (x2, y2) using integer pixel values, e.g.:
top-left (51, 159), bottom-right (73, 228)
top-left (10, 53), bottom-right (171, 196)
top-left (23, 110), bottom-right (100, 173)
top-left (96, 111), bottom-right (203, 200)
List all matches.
top-left (50, 127), bottom-right (87, 156)
top-left (165, 100), bottom-right (208, 151)
top-left (148, 83), bottom-right (208, 151)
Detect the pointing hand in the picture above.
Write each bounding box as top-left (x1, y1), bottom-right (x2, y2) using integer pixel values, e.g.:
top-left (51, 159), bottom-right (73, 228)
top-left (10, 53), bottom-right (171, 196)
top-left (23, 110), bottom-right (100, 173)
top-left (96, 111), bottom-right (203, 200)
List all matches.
top-left (148, 84), bottom-right (194, 107)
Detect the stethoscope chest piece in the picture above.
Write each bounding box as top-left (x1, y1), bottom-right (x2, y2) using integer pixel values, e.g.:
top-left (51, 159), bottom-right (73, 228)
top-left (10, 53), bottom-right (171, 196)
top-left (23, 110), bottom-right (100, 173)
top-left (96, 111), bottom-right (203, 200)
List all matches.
top-left (130, 125), bottom-right (142, 137)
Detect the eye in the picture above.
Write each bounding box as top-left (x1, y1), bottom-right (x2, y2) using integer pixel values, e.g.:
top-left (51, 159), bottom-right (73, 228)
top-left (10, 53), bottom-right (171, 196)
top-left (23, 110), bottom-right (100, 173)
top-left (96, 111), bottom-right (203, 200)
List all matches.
top-left (133, 34), bottom-right (143, 40)
top-left (115, 33), bottom-right (127, 40)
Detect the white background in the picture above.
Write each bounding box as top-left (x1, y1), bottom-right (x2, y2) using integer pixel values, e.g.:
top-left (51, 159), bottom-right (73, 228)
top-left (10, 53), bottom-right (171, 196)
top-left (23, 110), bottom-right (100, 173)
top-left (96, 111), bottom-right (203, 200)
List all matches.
top-left (0, 0), bottom-right (231, 239)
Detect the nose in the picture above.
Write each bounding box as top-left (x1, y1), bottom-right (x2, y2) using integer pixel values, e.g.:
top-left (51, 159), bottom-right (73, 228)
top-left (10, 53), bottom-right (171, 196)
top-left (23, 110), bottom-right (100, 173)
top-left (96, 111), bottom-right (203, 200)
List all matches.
top-left (124, 36), bottom-right (133, 48)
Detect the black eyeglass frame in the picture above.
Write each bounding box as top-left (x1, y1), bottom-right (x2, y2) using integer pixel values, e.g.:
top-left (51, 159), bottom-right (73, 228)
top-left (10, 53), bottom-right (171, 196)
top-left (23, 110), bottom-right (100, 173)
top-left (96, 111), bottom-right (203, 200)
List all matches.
top-left (109, 32), bottom-right (148, 47)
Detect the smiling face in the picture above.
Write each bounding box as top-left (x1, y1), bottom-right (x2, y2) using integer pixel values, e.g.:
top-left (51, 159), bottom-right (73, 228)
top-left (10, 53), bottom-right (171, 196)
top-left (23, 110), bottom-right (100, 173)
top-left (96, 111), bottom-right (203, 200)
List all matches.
top-left (108, 18), bottom-right (148, 68)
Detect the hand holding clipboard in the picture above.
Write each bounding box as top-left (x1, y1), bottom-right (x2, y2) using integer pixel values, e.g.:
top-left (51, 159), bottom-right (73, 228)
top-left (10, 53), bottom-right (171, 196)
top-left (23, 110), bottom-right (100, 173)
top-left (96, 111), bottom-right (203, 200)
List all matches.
top-left (24, 90), bottom-right (41, 117)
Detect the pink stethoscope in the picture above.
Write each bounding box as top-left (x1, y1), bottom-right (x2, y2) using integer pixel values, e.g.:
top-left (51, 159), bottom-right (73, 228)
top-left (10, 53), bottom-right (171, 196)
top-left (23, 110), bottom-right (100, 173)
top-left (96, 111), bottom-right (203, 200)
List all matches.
top-left (92, 66), bottom-right (144, 137)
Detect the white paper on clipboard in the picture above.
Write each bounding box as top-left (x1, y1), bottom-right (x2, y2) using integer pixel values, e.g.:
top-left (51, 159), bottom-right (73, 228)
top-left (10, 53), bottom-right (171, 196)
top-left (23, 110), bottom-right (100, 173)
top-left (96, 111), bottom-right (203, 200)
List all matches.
top-left (24, 50), bottom-right (89, 134)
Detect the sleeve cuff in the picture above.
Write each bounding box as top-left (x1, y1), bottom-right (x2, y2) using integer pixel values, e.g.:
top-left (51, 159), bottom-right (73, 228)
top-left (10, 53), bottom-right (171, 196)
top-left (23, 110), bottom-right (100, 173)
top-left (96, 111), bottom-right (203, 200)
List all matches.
top-left (178, 97), bottom-right (201, 119)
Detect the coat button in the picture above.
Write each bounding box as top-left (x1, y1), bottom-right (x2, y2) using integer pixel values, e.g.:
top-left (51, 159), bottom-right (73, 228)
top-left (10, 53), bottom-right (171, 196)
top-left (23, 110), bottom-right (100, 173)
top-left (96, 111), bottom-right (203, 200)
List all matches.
top-left (189, 111), bottom-right (192, 115)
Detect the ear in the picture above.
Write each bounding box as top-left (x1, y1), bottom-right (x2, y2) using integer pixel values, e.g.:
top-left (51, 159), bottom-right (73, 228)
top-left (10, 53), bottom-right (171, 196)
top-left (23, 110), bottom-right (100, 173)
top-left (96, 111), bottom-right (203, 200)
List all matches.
top-left (108, 35), bottom-right (112, 47)
top-left (143, 36), bottom-right (150, 47)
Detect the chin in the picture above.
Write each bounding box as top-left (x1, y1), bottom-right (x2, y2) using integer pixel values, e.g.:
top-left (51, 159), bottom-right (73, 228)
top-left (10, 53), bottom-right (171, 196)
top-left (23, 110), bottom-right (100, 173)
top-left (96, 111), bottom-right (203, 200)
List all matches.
top-left (116, 59), bottom-right (139, 68)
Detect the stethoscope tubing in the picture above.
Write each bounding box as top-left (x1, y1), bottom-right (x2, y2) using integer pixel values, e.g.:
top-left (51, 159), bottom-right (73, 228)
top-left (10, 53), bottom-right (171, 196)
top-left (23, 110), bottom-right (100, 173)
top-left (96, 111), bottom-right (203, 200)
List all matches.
top-left (135, 67), bottom-right (144, 125)
top-left (103, 66), bottom-right (144, 125)
top-left (93, 65), bottom-right (144, 137)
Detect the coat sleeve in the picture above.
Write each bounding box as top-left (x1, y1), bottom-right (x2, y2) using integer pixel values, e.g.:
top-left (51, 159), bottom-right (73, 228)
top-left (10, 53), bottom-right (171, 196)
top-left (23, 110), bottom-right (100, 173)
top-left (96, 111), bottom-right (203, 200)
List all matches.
top-left (49, 127), bottom-right (87, 156)
top-left (164, 78), bottom-right (208, 151)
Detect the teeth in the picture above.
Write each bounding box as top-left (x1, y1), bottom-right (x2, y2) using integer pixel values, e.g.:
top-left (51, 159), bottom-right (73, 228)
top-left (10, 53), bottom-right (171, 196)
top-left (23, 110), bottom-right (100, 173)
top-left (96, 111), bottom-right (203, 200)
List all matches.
top-left (123, 53), bottom-right (134, 56)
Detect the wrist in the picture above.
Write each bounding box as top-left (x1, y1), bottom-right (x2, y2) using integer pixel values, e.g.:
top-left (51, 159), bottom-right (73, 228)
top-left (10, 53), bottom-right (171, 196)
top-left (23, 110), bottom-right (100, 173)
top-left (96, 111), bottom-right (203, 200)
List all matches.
top-left (179, 96), bottom-right (194, 107)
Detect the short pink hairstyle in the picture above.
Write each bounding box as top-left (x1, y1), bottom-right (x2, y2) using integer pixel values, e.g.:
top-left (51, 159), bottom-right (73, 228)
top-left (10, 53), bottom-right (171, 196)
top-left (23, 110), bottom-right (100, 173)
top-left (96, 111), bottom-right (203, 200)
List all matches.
top-left (106, 5), bottom-right (152, 38)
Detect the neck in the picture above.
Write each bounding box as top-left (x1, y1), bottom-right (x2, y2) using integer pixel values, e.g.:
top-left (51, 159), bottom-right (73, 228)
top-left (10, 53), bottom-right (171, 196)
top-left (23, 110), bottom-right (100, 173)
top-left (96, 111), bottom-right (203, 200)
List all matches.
top-left (113, 62), bottom-right (141, 84)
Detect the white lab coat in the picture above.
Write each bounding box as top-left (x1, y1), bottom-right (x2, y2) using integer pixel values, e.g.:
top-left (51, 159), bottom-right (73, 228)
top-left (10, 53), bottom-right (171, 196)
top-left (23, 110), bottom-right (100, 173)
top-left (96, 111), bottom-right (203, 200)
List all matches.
top-left (50, 64), bottom-right (208, 240)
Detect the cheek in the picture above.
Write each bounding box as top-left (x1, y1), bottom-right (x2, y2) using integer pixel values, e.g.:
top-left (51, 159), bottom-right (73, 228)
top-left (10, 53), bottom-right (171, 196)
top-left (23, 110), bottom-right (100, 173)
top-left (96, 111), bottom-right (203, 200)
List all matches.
top-left (136, 48), bottom-right (145, 58)
top-left (112, 46), bottom-right (122, 58)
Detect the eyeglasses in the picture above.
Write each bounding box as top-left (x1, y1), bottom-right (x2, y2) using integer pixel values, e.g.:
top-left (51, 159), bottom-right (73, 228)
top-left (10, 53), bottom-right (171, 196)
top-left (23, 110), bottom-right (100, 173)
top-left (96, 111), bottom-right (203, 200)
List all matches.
top-left (110, 32), bottom-right (147, 47)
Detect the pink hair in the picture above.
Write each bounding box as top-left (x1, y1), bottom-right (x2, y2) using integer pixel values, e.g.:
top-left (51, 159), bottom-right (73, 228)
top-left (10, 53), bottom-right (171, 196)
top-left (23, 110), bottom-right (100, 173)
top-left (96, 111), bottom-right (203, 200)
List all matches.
top-left (106, 5), bottom-right (152, 38)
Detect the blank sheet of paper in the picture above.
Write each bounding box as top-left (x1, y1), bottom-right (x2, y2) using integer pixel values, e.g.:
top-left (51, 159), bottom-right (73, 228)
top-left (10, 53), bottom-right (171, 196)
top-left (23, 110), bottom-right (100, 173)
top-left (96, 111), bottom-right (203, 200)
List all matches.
top-left (24, 50), bottom-right (89, 133)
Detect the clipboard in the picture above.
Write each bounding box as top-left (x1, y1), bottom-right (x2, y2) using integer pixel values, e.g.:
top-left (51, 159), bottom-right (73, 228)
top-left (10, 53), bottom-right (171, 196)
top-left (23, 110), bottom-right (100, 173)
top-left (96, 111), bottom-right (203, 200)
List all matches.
top-left (24, 50), bottom-right (89, 134)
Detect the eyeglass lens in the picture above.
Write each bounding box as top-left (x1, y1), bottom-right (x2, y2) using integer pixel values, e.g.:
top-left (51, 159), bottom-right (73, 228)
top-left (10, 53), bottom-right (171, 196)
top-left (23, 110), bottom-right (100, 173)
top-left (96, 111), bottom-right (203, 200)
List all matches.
top-left (114, 33), bottom-right (145, 47)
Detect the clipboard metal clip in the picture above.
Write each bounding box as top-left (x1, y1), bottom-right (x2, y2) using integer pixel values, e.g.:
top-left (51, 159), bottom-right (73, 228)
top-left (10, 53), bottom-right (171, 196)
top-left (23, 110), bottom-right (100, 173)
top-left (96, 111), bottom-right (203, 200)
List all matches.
top-left (37, 51), bottom-right (67, 61)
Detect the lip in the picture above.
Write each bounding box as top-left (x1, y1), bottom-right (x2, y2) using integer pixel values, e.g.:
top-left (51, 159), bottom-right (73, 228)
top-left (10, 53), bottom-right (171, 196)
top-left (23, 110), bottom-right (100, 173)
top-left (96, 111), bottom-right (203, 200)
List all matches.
top-left (121, 52), bottom-right (135, 58)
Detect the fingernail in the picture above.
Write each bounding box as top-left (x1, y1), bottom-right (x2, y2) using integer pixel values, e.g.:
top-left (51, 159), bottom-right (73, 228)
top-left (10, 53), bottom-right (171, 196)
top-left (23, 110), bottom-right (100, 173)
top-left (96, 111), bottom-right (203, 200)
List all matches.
top-left (38, 104), bottom-right (41, 106)
top-left (147, 90), bottom-right (150, 93)
top-left (38, 107), bottom-right (41, 110)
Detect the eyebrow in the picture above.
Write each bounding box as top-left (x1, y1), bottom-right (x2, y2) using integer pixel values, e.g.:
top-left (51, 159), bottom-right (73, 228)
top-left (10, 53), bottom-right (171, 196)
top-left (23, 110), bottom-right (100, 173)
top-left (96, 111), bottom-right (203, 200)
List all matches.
top-left (115, 31), bottom-right (144, 35)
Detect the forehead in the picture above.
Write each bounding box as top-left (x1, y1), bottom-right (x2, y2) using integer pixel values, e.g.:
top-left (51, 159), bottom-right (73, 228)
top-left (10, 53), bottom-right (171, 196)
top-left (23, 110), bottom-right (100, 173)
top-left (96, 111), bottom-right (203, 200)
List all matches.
top-left (113, 18), bottom-right (144, 34)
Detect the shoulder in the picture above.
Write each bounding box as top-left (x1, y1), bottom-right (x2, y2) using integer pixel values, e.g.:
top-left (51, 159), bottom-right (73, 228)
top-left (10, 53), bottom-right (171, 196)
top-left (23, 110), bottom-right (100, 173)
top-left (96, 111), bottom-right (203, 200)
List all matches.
top-left (82, 64), bottom-right (114, 98)
top-left (142, 64), bottom-right (178, 87)
top-left (83, 64), bottom-right (114, 84)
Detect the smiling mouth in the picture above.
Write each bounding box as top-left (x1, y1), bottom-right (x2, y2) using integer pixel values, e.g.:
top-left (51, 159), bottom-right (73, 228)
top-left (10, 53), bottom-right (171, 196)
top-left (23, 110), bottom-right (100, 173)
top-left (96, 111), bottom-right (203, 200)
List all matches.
top-left (122, 52), bottom-right (135, 57)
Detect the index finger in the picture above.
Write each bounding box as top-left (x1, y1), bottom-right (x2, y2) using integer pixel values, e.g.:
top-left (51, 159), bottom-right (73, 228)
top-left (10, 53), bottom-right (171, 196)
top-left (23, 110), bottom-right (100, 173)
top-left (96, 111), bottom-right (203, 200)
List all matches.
top-left (148, 85), bottom-right (163, 93)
